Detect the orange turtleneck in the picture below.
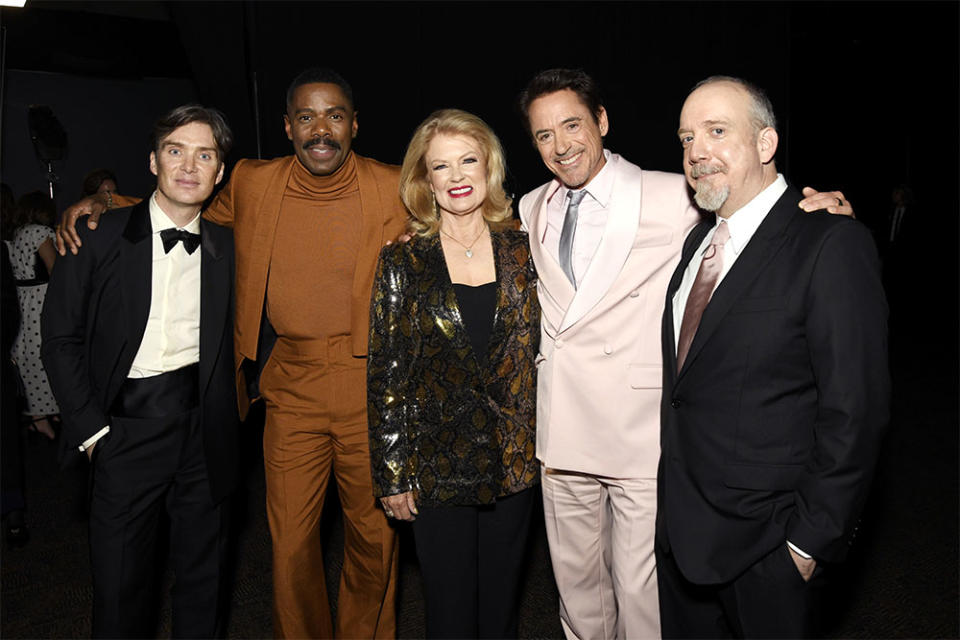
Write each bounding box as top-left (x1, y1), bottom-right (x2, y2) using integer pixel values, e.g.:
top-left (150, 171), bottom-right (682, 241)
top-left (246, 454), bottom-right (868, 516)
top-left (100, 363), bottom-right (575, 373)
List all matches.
top-left (266, 152), bottom-right (361, 341)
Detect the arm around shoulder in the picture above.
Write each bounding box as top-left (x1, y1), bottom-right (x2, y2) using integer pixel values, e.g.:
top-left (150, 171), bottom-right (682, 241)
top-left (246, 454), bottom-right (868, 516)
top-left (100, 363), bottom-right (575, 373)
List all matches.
top-left (111, 194), bottom-right (141, 208)
top-left (202, 159), bottom-right (247, 228)
top-left (56, 191), bottom-right (140, 255)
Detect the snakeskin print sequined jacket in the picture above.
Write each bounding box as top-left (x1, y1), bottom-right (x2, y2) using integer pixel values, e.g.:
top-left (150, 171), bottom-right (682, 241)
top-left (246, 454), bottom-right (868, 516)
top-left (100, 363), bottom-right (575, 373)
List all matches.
top-left (368, 229), bottom-right (540, 507)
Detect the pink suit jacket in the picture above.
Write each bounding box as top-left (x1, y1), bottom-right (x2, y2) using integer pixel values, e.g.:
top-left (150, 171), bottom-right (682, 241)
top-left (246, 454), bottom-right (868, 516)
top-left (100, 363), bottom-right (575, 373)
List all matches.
top-left (519, 154), bottom-right (700, 478)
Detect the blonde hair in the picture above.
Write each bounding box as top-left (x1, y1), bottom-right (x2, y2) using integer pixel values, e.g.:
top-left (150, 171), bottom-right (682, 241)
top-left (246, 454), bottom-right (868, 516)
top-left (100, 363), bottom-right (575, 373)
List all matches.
top-left (399, 109), bottom-right (513, 236)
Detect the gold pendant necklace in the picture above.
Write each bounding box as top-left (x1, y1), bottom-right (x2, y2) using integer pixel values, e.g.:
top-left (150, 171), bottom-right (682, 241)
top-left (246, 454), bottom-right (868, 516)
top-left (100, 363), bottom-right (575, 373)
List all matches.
top-left (440, 224), bottom-right (487, 258)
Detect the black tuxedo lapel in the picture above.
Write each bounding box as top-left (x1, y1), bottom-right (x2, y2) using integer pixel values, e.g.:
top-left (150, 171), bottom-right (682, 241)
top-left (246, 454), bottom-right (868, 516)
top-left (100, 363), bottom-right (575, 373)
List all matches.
top-left (119, 202), bottom-right (154, 378)
top-left (199, 219), bottom-right (228, 400)
top-left (664, 220), bottom-right (712, 379)
top-left (676, 187), bottom-right (802, 383)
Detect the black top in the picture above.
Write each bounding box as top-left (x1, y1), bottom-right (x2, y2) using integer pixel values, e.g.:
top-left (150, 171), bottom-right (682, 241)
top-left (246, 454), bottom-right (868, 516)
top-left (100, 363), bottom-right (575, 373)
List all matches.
top-left (368, 230), bottom-right (541, 505)
top-left (453, 281), bottom-right (497, 364)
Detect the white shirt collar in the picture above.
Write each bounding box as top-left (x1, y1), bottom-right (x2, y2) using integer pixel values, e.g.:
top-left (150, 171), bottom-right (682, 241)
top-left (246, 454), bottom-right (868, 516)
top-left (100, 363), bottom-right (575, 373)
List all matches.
top-left (149, 191), bottom-right (202, 234)
top-left (718, 174), bottom-right (787, 255)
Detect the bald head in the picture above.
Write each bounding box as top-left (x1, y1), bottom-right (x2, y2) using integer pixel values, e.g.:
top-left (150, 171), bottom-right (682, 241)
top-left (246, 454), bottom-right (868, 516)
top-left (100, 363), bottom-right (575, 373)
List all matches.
top-left (677, 79), bottom-right (779, 218)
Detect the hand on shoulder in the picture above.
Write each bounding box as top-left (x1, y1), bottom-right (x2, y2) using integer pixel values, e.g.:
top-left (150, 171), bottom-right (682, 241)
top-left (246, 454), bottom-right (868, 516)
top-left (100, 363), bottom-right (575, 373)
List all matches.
top-left (799, 187), bottom-right (855, 218)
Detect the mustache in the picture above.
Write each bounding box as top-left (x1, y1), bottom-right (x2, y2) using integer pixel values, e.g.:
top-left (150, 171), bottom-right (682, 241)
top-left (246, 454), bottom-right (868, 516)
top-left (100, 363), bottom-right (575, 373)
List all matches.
top-left (690, 164), bottom-right (726, 178)
top-left (303, 136), bottom-right (341, 151)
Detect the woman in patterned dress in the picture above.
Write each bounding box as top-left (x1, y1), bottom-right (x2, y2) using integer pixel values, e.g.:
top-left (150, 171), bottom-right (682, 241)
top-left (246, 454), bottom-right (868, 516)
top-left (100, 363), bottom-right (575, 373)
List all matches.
top-left (8, 191), bottom-right (58, 439)
top-left (368, 109), bottom-right (540, 639)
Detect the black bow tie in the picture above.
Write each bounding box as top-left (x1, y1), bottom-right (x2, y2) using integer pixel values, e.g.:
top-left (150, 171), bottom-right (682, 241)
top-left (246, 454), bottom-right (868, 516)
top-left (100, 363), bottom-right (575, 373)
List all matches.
top-left (160, 228), bottom-right (201, 255)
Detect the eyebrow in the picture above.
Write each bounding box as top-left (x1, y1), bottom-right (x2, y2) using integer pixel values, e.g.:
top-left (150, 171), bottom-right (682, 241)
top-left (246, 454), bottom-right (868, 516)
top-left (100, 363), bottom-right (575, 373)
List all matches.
top-left (161, 140), bottom-right (218, 154)
top-left (293, 105), bottom-right (348, 115)
top-left (430, 151), bottom-right (479, 164)
top-left (534, 116), bottom-right (582, 137)
top-left (676, 119), bottom-right (732, 136)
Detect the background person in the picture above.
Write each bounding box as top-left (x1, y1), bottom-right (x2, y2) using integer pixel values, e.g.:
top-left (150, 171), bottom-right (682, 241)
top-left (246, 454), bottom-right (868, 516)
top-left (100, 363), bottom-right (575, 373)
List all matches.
top-left (80, 168), bottom-right (119, 198)
top-left (368, 109), bottom-right (540, 639)
top-left (1, 188), bottom-right (28, 547)
top-left (8, 191), bottom-right (59, 440)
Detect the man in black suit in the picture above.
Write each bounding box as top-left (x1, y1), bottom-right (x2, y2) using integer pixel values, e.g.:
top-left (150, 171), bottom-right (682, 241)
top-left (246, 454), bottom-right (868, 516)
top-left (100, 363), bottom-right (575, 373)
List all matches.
top-left (41, 105), bottom-right (239, 638)
top-left (656, 77), bottom-right (890, 638)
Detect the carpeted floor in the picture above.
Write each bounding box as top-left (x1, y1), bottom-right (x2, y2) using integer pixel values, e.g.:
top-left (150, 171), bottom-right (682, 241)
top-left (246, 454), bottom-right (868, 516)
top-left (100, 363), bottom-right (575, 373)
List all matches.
top-left (2, 327), bottom-right (957, 639)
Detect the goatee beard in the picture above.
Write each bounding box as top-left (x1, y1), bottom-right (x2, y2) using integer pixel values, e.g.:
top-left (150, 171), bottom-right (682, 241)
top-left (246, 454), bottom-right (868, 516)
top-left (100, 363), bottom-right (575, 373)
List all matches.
top-left (694, 182), bottom-right (730, 212)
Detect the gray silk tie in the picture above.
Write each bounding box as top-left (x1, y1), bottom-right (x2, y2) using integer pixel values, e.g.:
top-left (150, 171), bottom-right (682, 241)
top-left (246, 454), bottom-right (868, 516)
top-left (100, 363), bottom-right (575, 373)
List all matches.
top-left (559, 190), bottom-right (586, 287)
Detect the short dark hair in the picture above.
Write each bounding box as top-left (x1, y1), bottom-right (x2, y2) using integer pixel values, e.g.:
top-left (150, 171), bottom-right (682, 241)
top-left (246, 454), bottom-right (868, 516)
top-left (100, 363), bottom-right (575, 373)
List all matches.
top-left (17, 190), bottom-right (56, 227)
top-left (285, 68), bottom-right (354, 113)
top-left (150, 105), bottom-right (233, 161)
top-left (517, 68), bottom-right (605, 135)
top-left (1, 183), bottom-right (18, 240)
top-left (81, 168), bottom-right (118, 197)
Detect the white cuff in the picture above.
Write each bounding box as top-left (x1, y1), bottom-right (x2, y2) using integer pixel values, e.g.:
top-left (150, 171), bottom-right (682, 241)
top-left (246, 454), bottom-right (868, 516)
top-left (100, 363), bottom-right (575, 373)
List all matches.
top-left (78, 425), bottom-right (110, 452)
top-left (786, 540), bottom-right (812, 559)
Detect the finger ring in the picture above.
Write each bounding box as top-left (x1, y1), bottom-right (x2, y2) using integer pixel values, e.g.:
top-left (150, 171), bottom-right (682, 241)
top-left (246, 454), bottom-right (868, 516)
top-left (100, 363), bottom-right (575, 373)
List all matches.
top-left (836, 197), bottom-right (843, 207)
top-left (384, 509), bottom-right (394, 518)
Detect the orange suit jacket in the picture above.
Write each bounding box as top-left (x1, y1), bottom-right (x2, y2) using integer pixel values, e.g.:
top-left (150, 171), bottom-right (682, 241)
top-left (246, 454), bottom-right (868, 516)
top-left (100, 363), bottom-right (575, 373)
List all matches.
top-left (203, 153), bottom-right (410, 418)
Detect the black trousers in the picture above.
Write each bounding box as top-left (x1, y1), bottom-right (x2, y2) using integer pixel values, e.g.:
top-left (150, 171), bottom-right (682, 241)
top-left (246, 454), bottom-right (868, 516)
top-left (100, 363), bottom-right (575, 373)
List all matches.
top-left (656, 541), bottom-right (825, 639)
top-left (411, 487), bottom-right (536, 639)
top-left (90, 368), bottom-right (227, 639)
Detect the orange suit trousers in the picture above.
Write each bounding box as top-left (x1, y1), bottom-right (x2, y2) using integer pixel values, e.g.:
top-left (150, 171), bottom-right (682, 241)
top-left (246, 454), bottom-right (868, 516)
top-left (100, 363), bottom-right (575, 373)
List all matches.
top-left (261, 335), bottom-right (398, 639)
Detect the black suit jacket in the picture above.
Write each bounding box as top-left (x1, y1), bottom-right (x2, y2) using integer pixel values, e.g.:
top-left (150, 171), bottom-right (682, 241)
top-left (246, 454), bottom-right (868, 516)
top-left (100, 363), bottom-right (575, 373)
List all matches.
top-left (41, 200), bottom-right (239, 503)
top-left (657, 185), bottom-right (890, 585)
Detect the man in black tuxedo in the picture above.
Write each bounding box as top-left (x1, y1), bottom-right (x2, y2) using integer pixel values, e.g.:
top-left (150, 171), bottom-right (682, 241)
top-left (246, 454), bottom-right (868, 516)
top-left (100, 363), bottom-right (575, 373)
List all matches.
top-left (656, 77), bottom-right (890, 638)
top-left (41, 105), bottom-right (239, 638)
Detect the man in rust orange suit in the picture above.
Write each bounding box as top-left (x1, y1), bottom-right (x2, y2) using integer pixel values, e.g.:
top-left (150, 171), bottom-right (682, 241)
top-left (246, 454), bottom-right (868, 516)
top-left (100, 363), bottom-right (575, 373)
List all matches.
top-left (59, 68), bottom-right (409, 639)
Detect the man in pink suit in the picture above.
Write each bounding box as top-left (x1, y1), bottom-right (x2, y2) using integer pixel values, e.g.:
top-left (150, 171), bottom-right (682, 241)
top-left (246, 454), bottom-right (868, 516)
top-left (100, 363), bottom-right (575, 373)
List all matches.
top-left (516, 68), bottom-right (852, 639)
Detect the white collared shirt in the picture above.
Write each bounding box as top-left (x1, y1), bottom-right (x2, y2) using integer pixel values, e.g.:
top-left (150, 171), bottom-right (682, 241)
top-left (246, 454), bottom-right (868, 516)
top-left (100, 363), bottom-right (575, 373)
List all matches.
top-left (81, 193), bottom-right (203, 452)
top-left (672, 174), bottom-right (788, 349)
top-left (541, 150), bottom-right (617, 288)
top-left (128, 192), bottom-right (202, 378)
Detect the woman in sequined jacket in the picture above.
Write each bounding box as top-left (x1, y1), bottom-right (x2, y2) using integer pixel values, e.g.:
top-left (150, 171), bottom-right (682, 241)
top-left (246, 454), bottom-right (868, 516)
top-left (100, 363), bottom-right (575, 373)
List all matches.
top-left (368, 109), bottom-right (540, 639)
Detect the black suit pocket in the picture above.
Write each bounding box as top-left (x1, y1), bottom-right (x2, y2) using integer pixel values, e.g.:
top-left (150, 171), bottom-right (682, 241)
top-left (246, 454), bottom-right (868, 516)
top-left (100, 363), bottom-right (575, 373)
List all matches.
top-left (722, 463), bottom-right (802, 491)
top-left (728, 295), bottom-right (787, 314)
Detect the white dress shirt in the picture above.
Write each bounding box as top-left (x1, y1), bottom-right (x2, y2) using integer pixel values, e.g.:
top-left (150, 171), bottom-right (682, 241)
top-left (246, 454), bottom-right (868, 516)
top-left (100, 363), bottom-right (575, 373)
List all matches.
top-left (672, 174), bottom-right (787, 349)
top-left (128, 192), bottom-right (202, 377)
top-left (541, 150), bottom-right (617, 288)
top-left (80, 192), bottom-right (202, 452)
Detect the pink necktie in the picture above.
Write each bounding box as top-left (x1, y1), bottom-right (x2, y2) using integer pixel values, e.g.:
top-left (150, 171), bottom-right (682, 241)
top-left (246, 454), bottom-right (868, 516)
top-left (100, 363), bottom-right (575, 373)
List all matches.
top-left (676, 221), bottom-right (730, 372)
